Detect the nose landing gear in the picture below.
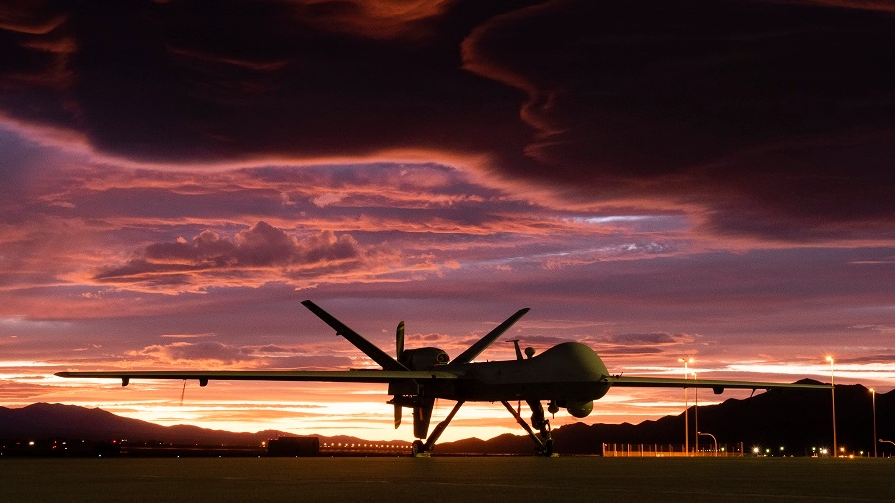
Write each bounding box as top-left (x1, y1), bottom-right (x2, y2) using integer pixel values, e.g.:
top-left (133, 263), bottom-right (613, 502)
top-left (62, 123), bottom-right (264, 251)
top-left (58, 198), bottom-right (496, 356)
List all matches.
top-left (501, 399), bottom-right (556, 456)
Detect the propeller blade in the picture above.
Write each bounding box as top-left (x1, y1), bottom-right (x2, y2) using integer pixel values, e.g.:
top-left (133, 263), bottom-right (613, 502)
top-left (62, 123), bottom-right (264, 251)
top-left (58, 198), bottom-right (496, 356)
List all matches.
top-left (396, 321), bottom-right (404, 361)
top-left (394, 404), bottom-right (402, 429)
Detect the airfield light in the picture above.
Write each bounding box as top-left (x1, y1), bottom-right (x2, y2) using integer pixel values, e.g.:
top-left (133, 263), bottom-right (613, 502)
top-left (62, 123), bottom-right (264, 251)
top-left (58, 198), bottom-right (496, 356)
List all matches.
top-left (826, 356), bottom-right (837, 456)
top-left (871, 388), bottom-right (877, 457)
top-left (679, 357), bottom-right (694, 455)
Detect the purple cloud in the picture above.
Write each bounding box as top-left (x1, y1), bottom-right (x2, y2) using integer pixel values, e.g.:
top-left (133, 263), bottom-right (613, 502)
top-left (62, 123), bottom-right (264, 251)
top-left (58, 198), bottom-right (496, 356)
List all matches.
top-left (93, 222), bottom-right (400, 291)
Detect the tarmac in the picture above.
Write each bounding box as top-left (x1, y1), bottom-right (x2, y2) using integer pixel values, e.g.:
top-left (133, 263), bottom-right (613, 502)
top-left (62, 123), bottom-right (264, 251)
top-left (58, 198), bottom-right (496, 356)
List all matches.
top-left (3, 456), bottom-right (894, 502)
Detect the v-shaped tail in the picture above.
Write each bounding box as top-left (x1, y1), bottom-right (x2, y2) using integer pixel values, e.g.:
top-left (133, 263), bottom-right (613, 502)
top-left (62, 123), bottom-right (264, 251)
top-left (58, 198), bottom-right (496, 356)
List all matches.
top-left (301, 300), bottom-right (407, 371)
top-left (450, 308), bottom-right (530, 365)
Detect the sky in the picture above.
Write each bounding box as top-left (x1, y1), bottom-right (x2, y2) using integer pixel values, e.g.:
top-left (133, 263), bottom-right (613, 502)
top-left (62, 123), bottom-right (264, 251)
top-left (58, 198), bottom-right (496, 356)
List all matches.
top-left (2, 0), bottom-right (895, 443)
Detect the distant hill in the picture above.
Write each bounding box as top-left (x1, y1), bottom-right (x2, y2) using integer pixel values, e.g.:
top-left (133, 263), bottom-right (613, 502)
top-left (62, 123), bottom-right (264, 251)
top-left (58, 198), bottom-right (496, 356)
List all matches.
top-left (0, 403), bottom-right (404, 448)
top-left (437, 380), bottom-right (895, 456)
top-left (3, 381), bottom-right (892, 456)
top-left (0, 403), bottom-right (286, 445)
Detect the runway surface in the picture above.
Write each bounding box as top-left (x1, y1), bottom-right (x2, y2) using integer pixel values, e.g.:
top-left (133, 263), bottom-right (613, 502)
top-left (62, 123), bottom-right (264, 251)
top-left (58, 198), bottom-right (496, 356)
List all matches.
top-left (3, 457), bottom-right (894, 502)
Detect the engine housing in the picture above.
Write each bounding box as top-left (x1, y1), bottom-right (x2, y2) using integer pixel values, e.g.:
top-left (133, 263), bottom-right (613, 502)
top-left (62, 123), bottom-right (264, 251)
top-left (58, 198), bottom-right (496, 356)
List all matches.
top-left (400, 347), bottom-right (450, 370)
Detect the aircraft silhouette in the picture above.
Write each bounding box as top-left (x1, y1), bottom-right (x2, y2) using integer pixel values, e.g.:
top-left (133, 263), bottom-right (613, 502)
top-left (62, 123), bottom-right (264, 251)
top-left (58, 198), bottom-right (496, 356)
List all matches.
top-left (57, 300), bottom-right (828, 456)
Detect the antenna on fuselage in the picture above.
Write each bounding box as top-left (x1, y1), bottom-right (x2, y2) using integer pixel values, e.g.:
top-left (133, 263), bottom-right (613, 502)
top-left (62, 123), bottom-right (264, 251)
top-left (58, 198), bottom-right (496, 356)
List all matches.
top-left (507, 340), bottom-right (524, 361)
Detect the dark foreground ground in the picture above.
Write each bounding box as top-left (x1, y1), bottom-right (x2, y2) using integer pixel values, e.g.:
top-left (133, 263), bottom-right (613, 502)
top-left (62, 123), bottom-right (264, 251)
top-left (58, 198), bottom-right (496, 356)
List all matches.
top-left (2, 457), bottom-right (893, 502)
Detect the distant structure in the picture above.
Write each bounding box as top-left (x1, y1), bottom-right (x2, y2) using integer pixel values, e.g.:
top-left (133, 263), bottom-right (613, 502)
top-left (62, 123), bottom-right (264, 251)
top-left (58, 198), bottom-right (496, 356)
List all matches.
top-left (266, 436), bottom-right (319, 457)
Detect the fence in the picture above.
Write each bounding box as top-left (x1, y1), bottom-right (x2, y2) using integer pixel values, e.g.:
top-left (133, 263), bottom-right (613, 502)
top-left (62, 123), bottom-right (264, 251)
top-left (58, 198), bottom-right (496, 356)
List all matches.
top-left (602, 442), bottom-right (745, 457)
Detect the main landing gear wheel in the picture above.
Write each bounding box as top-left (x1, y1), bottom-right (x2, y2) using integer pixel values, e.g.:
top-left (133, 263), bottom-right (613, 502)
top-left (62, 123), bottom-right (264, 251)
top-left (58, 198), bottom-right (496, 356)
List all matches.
top-left (411, 440), bottom-right (426, 456)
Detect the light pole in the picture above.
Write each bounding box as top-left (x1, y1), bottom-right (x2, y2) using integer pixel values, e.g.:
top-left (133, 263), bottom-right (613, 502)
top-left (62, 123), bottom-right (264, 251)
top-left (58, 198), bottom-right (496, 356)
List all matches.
top-left (871, 388), bottom-right (877, 458)
top-left (698, 431), bottom-right (717, 457)
top-left (693, 371), bottom-right (699, 455)
top-left (679, 357), bottom-right (693, 455)
top-left (826, 356), bottom-right (837, 457)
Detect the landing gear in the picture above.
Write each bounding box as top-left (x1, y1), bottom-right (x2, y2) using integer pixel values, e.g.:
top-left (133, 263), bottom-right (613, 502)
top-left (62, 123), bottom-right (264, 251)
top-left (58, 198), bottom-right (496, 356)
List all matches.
top-left (408, 399), bottom-right (556, 457)
top-left (412, 400), bottom-right (465, 456)
top-left (411, 440), bottom-right (425, 456)
top-left (501, 400), bottom-right (556, 456)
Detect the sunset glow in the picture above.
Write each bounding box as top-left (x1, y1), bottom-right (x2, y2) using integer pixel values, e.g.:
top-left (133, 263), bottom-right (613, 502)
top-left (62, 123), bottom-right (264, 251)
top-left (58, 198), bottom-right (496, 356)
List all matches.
top-left (2, 0), bottom-right (894, 443)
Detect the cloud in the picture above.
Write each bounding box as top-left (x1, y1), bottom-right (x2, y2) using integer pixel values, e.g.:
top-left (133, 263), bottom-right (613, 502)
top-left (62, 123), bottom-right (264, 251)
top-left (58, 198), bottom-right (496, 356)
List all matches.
top-left (92, 222), bottom-right (401, 292)
top-left (160, 332), bottom-right (216, 339)
top-left (131, 340), bottom-right (354, 368)
top-left (135, 341), bottom-right (248, 365)
top-left (460, 0), bottom-right (895, 242)
top-left (834, 354), bottom-right (895, 365)
top-left (4, 1), bottom-right (895, 243)
top-left (0, 0), bottom-right (530, 166)
top-left (601, 332), bottom-right (695, 347)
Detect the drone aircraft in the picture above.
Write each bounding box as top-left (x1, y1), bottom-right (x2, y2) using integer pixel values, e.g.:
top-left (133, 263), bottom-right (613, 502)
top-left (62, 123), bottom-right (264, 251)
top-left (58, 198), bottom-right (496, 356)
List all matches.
top-left (57, 300), bottom-right (829, 456)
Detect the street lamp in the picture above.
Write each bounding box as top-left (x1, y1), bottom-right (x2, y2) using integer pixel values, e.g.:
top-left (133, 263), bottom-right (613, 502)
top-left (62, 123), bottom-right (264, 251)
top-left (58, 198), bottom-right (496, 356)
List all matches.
top-left (698, 431), bottom-right (717, 457)
top-left (679, 357), bottom-right (693, 455)
top-left (871, 388), bottom-right (877, 458)
top-left (881, 438), bottom-right (895, 456)
top-left (826, 356), bottom-right (837, 456)
top-left (693, 371), bottom-right (699, 455)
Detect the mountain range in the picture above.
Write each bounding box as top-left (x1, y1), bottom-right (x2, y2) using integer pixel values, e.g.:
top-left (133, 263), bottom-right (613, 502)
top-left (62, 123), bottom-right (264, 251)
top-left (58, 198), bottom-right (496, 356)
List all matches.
top-left (439, 380), bottom-right (893, 455)
top-left (2, 380), bottom-right (891, 456)
top-left (0, 402), bottom-right (407, 450)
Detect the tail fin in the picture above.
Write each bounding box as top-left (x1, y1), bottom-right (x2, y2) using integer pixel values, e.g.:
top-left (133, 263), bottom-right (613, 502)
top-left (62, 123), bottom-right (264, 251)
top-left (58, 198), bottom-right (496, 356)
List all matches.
top-left (301, 300), bottom-right (407, 371)
top-left (450, 308), bottom-right (530, 365)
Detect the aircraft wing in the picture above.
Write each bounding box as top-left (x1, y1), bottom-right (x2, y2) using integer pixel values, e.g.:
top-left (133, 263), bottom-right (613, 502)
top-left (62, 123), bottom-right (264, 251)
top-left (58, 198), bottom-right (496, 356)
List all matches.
top-left (55, 370), bottom-right (460, 385)
top-left (607, 376), bottom-right (829, 392)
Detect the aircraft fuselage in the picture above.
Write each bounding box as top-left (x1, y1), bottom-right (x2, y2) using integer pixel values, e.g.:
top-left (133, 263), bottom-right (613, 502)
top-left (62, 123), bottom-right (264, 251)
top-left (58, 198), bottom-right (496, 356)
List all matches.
top-left (399, 342), bottom-right (612, 404)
